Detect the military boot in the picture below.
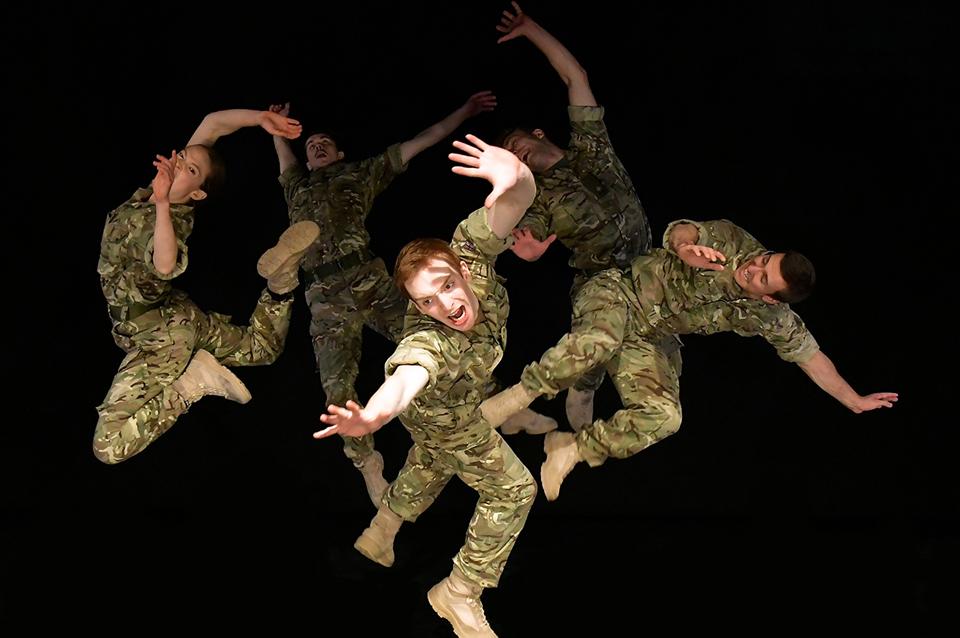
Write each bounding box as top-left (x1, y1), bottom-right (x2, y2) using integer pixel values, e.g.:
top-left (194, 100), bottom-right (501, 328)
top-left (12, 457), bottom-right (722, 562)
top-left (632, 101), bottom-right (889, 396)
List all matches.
top-left (171, 350), bottom-right (251, 405)
top-left (256, 221), bottom-right (320, 294)
top-left (427, 567), bottom-right (498, 638)
top-left (541, 431), bottom-right (583, 501)
top-left (354, 504), bottom-right (403, 567)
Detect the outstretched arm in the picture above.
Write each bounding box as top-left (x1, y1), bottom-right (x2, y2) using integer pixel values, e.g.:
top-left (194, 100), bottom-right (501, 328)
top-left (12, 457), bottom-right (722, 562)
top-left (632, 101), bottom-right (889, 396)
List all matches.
top-left (313, 365), bottom-right (430, 439)
top-left (267, 103), bottom-right (300, 174)
top-left (496, 2), bottom-right (597, 107)
top-left (398, 91), bottom-right (498, 165)
top-left (449, 134), bottom-right (536, 238)
top-left (797, 351), bottom-right (898, 413)
top-left (187, 108), bottom-right (302, 147)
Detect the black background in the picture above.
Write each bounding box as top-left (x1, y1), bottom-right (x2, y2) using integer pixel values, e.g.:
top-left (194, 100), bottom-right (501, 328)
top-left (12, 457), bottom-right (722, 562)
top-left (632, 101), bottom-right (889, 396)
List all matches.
top-left (7, 2), bottom-right (953, 634)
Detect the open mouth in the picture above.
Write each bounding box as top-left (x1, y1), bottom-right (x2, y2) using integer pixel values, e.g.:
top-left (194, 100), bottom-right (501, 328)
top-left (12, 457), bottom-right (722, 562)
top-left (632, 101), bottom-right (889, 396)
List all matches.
top-left (448, 305), bottom-right (466, 324)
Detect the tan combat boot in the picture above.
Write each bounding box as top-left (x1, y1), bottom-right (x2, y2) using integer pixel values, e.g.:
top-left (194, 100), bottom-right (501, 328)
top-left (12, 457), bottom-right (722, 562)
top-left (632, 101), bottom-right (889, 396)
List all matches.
top-left (499, 408), bottom-right (558, 435)
top-left (541, 431), bottom-right (583, 501)
top-left (171, 350), bottom-right (251, 405)
top-left (479, 383), bottom-right (540, 428)
top-left (355, 450), bottom-right (389, 508)
top-left (564, 388), bottom-right (595, 432)
top-left (427, 567), bottom-right (498, 638)
top-left (256, 221), bottom-right (321, 294)
top-left (354, 504), bottom-right (403, 567)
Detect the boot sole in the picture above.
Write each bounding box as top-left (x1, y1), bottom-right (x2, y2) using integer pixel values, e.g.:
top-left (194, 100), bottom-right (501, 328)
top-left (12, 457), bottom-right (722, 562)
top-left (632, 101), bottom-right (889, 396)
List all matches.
top-left (427, 585), bottom-right (492, 638)
top-left (427, 586), bottom-right (463, 637)
top-left (256, 221), bottom-right (320, 278)
top-left (354, 535), bottom-right (393, 567)
top-left (541, 432), bottom-right (575, 501)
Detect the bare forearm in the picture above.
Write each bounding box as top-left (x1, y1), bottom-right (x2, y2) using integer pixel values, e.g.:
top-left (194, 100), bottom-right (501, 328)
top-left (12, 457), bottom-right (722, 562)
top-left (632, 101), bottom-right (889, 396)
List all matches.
top-left (488, 167), bottom-right (537, 239)
top-left (399, 104), bottom-right (472, 164)
top-left (522, 21), bottom-right (595, 106)
top-left (361, 365), bottom-right (429, 434)
top-left (152, 204), bottom-right (178, 274)
top-left (273, 135), bottom-right (298, 174)
top-left (798, 351), bottom-right (865, 412)
top-left (188, 109), bottom-right (266, 147)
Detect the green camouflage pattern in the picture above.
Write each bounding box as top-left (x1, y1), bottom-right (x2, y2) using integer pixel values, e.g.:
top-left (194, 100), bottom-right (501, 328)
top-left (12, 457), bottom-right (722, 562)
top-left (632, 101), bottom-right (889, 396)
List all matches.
top-left (98, 187), bottom-right (194, 317)
top-left (382, 208), bottom-right (536, 587)
top-left (520, 219), bottom-right (819, 463)
top-left (281, 144), bottom-right (408, 462)
top-left (94, 289), bottom-right (293, 464)
top-left (307, 258), bottom-right (408, 462)
top-left (279, 144), bottom-right (406, 271)
top-left (519, 105), bottom-right (651, 273)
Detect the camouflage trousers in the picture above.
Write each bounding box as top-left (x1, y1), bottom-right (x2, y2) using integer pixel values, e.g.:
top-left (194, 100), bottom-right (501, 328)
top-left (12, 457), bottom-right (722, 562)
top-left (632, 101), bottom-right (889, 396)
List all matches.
top-left (384, 420), bottom-right (536, 588)
top-left (305, 258), bottom-right (406, 464)
top-left (521, 269), bottom-right (683, 466)
top-left (94, 289), bottom-right (293, 464)
top-left (570, 271), bottom-right (606, 393)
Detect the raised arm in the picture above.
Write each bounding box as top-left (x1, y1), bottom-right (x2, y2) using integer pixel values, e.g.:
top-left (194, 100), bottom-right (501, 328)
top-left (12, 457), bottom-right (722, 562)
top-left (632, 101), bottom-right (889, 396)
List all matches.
top-left (797, 351), bottom-right (898, 414)
top-left (150, 151), bottom-right (178, 274)
top-left (313, 365), bottom-right (430, 439)
top-left (398, 91), bottom-right (498, 165)
top-left (268, 103), bottom-right (299, 174)
top-left (449, 134), bottom-right (536, 238)
top-left (496, 2), bottom-right (597, 107)
top-left (187, 108), bottom-right (302, 147)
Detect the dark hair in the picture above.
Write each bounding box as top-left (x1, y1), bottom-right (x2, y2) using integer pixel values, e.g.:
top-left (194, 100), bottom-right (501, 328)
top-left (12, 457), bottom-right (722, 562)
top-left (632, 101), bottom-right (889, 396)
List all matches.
top-left (492, 126), bottom-right (534, 149)
top-left (773, 250), bottom-right (816, 304)
top-left (188, 144), bottom-right (226, 202)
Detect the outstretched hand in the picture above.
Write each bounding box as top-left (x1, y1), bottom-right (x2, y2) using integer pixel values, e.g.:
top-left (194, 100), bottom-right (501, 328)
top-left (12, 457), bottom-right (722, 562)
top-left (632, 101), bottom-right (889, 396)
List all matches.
top-left (510, 228), bottom-right (556, 261)
top-left (496, 1), bottom-right (533, 43)
top-left (462, 91), bottom-right (498, 118)
top-left (676, 244), bottom-right (727, 271)
top-left (314, 400), bottom-right (378, 438)
top-left (449, 134), bottom-right (527, 209)
top-left (851, 392), bottom-right (899, 413)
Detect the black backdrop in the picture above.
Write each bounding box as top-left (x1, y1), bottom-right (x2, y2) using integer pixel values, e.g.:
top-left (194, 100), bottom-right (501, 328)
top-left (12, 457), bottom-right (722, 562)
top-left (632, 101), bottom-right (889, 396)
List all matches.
top-left (7, 2), bottom-right (952, 634)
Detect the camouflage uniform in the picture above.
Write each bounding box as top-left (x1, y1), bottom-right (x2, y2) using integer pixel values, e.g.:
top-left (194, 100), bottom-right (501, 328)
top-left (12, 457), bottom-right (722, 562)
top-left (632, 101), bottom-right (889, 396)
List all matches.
top-left (518, 105), bottom-right (652, 392)
top-left (520, 219), bottom-right (820, 466)
top-left (381, 208), bottom-right (537, 588)
top-left (279, 145), bottom-right (409, 463)
top-left (95, 188), bottom-right (293, 464)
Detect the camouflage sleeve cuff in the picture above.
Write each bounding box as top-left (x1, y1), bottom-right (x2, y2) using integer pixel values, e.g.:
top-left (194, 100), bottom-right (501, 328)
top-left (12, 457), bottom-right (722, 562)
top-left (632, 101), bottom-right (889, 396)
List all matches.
top-left (453, 207), bottom-right (514, 261)
top-left (518, 208), bottom-right (550, 241)
top-left (144, 236), bottom-right (189, 281)
top-left (662, 219), bottom-right (708, 254)
top-left (568, 105), bottom-right (605, 123)
top-left (278, 162), bottom-right (307, 187)
top-left (778, 331), bottom-right (820, 364)
top-left (386, 337), bottom-right (444, 393)
top-left (385, 143), bottom-right (409, 175)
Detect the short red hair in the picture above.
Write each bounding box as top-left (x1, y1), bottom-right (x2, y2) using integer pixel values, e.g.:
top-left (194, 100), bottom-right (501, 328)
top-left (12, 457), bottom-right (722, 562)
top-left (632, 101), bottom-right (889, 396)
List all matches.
top-left (393, 239), bottom-right (462, 299)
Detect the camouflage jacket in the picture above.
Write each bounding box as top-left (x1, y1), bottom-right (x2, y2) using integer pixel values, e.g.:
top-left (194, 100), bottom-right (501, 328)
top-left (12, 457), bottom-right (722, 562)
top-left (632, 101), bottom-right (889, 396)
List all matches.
top-left (280, 144), bottom-right (406, 273)
top-left (98, 187), bottom-right (194, 316)
top-left (519, 105), bottom-right (650, 272)
top-left (386, 208), bottom-right (513, 442)
top-left (628, 219), bottom-right (819, 363)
